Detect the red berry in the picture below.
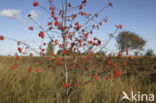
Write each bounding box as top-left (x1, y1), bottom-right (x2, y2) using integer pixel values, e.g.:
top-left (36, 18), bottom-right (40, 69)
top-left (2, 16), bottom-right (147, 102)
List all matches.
top-left (33, 2), bottom-right (39, 6)
top-left (28, 26), bottom-right (34, 30)
top-left (0, 35), bottom-right (4, 40)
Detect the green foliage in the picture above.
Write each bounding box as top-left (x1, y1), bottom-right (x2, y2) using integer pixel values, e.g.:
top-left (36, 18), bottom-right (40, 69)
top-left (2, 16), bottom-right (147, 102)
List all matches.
top-left (145, 49), bottom-right (155, 56)
top-left (116, 31), bottom-right (146, 52)
top-left (56, 50), bottom-right (62, 57)
top-left (46, 42), bottom-right (54, 55)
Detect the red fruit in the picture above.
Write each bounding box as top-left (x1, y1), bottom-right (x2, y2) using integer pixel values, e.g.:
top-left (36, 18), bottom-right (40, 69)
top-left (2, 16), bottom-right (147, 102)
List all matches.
top-left (43, 42), bottom-right (46, 46)
top-left (17, 41), bottom-right (20, 46)
top-left (11, 65), bottom-right (17, 70)
top-left (33, 2), bottom-right (39, 6)
top-left (113, 63), bottom-right (117, 69)
top-left (64, 83), bottom-right (70, 87)
top-left (75, 82), bottom-right (80, 88)
top-left (123, 62), bottom-right (127, 67)
top-left (48, 22), bottom-right (52, 25)
top-left (84, 0), bottom-right (87, 3)
top-left (92, 24), bottom-right (95, 28)
top-left (55, 39), bottom-right (58, 45)
top-left (94, 37), bottom-right (97, 40)
top-left (55, 21), bottom-right (60, 26)
top-left (108, 60), bottom-right (111, 65)
top-left (40, 51), bottom-right (43, 55)
top-left (16, 55), bottom-right (19, 61)
top-left (94, 75), bottom-right (99, 81)
top-left (95, 14), bottom-right (98, 17)
top-left (54, 17), bottom-right (57, 20)
top-left (30, 53), bottom-right (33, 56)
top-left (88, 54), bottom-right (92, 58)
top-left (125, 48), bottom-right (128, 55)
top-left (0, 35), bottom-right (4, 40)
top-left (130, 56), bottom-right (133, 60)
top-left (42, 49), bottom-right (45, 52)
top-left (68, 3), bottom-right (71, 7)
top-left (109, 2), bottom-right (113, 7)
top-left (100, 22), bottom-right (102, 26)
top-left (114, 71), bottom-right (121, 79)
top-left (72, 14), bottom-right (77, 20)
top-left (77, 65), bottom-right (82, 69)
top-left (97, 25), bottom-right (100, 29)
top-left (116, 24), bottom-right (123, 29)
top-left (90, 31), bottom-right (93, 34)
top-left (75, 22), bottom-right (79, 26)
top-left (28, 26), bottom-right (34, 30)
top-left (51, 11), bottom-right (55, 17)
top-left (105, 64), bottom-right (109, 68)
top-left (118, 52), bottom-right (121, 57)
top-left (49, 26), bottom-right (53, 30)
top-left (97, 40), bottom-right (101, 45)
top-left (39, 31), bottom-right (44, 38)
top-left (105, 76), bottom-right (109, 80)
top-left (59, 44), bottom-right (63, 48)
top-left (35, 69), bottom-right (40, 72)
top-left (114, 71), bottom-right (121, 76)
top-left (119, 24), bottom-right (123, 29)
top-left (79, 4), bottom-right (83, 9)
top-left (28, 67), bottom-right (33, 72)
top-left (18, 47), bottom-right (22, 53)
top-left (82, 0), bottom-right (87, 4)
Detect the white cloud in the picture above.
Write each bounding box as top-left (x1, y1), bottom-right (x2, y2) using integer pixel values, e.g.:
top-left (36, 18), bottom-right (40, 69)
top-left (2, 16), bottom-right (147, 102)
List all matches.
top-left (0, 9), bottom-right (21, 20)
top-left (27, 10), bottom-right (38, 20)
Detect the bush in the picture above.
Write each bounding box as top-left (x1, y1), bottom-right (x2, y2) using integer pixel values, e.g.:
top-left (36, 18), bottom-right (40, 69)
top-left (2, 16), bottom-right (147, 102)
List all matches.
top-left (145, 49), bottom-right (155, 56)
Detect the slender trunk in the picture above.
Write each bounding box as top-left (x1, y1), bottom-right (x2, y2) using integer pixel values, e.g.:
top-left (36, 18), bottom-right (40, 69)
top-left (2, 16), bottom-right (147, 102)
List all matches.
top-left (62, 0), bottom-right (70, 103)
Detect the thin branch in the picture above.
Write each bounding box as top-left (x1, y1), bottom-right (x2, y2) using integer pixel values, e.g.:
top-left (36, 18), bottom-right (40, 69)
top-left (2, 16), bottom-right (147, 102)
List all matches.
top-left (28, 17), bottom-right (54, 41)
top-left (98, 28), bottom-right (119, 52)
top-left (5, 37), bottom-right (40, 55)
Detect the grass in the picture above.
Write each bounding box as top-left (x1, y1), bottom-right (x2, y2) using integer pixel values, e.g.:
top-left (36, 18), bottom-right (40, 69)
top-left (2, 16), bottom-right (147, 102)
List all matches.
top-left (0, 56), bottom-right (156, 103)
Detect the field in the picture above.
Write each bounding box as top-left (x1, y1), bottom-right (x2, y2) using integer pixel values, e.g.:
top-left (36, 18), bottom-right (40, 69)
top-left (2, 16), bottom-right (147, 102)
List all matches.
top-left (0, 56), bottom-right (156, 103)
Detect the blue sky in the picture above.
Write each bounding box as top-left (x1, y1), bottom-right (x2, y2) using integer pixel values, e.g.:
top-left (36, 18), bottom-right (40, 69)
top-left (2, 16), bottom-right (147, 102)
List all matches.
top-left (0, 0), bottom-right (156, 55)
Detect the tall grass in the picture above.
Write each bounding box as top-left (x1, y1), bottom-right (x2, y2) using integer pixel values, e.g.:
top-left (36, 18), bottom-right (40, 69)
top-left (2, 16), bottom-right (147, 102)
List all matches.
top-left (0, 56), bottom-right (155, 103)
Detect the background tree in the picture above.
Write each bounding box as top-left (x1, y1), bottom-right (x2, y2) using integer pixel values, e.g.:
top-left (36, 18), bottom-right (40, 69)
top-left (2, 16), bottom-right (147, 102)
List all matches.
top-left (116, 31), bottom-right (146, 52)
top-left (56, 50), bottom-right (62, 56)
top-left (95, 51), bottom-right (106, 56)
top-left (46, 42), bottom-right (54, 55)
top-left (145, 49), bottom-right (155, 56)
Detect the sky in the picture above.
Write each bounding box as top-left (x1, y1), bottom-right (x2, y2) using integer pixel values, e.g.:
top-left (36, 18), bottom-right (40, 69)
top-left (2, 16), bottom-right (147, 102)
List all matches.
top-left (0, 0), bottom-right (156, 55)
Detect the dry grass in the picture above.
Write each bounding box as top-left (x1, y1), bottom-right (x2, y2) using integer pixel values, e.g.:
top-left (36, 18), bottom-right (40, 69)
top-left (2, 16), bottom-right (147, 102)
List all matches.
top-left (0, 56), bottom-right (155, 103)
